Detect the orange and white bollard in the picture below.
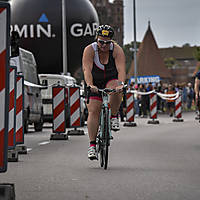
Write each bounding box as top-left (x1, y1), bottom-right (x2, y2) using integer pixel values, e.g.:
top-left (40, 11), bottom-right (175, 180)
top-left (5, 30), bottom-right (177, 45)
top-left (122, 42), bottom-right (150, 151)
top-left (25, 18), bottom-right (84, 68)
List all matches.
top-left (16, 74), bottom-right (24, 145)
top-left (123, 92), bottom-right (137, 127)
top-left (0, 2), bottom-right (10, 172)
top-left (8, 66), bottom-right (17, 149)
top-left (147, 92), bottom-right (159, 124)
top-left (68, 86), bottom-right (84, 135)
top-left (173, 94), bottom-right (184, 122)
top-left (51, 85), bottom-right (68, 140)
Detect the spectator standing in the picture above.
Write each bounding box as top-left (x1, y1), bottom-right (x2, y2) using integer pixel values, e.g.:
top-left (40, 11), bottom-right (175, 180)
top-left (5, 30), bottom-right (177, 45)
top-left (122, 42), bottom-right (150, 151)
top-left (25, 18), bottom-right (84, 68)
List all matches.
top-left (182, 82), bottom-right (187, 110)
top-left (134, 84), bottom-right (139, 116)
top-left (156, 82), bottom-right (164, 112)
top-left (187, 82), bottom-right (194, 110)
top-left (166, 84), bottom-right (175, 117)
top-left (119, 88), bottom-right (126, 122)
top-left (174, 82), bottom-right (179, 92)
top-left (139, 84), bottom-right (148, 118)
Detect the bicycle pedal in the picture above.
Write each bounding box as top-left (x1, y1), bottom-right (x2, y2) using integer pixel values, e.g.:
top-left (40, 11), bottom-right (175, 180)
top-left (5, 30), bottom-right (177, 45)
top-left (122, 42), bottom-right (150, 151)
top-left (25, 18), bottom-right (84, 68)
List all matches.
top-left (89, 156), bottom-right (98, 161)
top-left (111, 128), bottom-right (120, 132)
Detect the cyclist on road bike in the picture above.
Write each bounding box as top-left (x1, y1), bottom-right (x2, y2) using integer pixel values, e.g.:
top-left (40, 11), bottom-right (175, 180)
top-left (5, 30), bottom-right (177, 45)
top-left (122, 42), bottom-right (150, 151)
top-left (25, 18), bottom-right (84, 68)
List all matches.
top-left (82, 25), bottom-right (126, 160)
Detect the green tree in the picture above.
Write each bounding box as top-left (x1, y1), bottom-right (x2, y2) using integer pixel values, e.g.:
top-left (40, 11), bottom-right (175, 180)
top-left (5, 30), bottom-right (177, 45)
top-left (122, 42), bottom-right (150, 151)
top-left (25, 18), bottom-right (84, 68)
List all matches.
top-left (182, 43), bottom-right (191, 47)
top-left (164, 57), bottom-right (176, 68)
top-left (194, 47), bottom-right (200, 61)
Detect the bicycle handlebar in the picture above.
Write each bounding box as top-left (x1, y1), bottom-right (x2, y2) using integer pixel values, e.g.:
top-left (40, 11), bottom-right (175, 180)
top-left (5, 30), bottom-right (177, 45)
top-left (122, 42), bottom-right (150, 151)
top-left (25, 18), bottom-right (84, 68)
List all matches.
top-left (98, 88), bottom-right (117, 93)
top-left (86, 85), bottom-right (127, 104)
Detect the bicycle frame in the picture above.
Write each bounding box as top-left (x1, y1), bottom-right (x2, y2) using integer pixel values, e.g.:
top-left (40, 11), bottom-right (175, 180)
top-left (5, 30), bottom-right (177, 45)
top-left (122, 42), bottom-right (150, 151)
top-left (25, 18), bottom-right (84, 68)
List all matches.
top-left (99, 90), bottom-right (112, 140)
top-left (97, 88), bottom-right (115, 169)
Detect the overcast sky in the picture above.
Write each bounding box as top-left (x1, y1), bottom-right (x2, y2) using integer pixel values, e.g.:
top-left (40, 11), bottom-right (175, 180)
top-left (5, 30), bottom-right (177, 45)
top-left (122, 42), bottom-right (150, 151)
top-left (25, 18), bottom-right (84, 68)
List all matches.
top-left (111, 0), bottom-right (200, 48)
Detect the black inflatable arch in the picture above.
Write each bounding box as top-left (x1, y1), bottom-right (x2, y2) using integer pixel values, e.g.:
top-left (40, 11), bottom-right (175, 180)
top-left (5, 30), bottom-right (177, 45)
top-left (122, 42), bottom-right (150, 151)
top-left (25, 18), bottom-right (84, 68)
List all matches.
top-left (10, 0), bottom-right (99, 77)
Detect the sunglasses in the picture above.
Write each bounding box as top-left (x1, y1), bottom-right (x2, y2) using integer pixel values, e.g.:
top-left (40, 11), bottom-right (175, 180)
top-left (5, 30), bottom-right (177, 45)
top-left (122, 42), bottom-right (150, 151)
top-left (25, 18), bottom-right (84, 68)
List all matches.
top-left (97, 39), bottom-right (112, 45)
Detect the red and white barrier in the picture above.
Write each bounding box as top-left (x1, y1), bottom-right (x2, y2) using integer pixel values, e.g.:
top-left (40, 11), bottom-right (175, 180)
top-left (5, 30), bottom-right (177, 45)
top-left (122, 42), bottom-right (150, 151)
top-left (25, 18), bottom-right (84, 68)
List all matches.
top-left (148, 92), bottom-right (159, 124)
top-left (16, 75), bottom-right (24, 144)
top-left (69, 87), bottom-right (81, 127)
top-left (124, 92), bottom-right (136, 127)
top-left (150, 93), bottom-right (157, 119)
top-left (52, 86), bottom-right (66, 133)
top-left (0, 2), bottom-right (10, 172)
top-left (173, 94), bottom-right (184, 122)
top-left (67, 87), bottom-right (85, 135)
top-left (126, 93), bottom-right (134, 122)
top-left (8, 67), bottom-right (16, 149)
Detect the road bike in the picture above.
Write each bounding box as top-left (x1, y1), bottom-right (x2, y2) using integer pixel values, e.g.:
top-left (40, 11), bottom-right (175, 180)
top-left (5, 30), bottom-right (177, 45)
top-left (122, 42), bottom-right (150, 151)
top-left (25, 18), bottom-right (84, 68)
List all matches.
top-left (87, 86), bottom-right (126, 169)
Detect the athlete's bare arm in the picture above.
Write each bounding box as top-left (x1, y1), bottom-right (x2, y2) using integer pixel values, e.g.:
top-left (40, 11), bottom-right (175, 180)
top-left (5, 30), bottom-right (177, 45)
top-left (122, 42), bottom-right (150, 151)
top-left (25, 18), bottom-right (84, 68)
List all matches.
top-left (82, 45), bottom-right (98, 92)
top-left (82, 45), bottom-right (94, 86)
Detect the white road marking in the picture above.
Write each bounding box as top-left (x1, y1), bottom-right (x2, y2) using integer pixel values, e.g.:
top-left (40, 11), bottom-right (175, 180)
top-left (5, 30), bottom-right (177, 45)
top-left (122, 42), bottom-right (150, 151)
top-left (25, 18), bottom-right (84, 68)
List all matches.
top-left (38, 141), bottom-right (50, 146)
top-left (27, 148), bottom-right (32, 152)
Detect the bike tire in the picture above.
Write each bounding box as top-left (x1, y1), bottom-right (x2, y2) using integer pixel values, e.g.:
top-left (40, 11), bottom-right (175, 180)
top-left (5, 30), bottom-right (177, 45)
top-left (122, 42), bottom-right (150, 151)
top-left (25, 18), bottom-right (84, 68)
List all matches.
top-left (99, 108), bottom-right (106, 168)
top-left (97, 138), bottom-right (104, 167)
top-left (100, 148), bottom-right (104, 167)
top-left (104, 107), bottom-right (110, 170)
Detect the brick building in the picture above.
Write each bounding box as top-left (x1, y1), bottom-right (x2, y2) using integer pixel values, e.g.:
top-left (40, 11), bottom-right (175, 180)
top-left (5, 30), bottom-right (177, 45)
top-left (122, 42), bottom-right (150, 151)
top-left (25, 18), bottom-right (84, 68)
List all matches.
top-left (160, 46), bottom-right (198, 83)
top-left (89, 0), bottom-right (124, 46)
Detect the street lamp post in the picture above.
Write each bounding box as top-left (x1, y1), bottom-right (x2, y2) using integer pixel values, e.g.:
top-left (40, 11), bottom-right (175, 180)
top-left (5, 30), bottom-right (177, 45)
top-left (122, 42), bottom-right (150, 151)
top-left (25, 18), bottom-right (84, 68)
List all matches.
top-left (62, 0), bottom-right (68, 74)
top-left (133, 0), bottom-right (137, 84)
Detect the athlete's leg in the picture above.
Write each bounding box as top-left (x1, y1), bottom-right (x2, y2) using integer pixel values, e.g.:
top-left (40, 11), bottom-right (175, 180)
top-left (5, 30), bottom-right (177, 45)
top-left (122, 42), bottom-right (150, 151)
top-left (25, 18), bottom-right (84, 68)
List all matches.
top-left (106, 79), bottom-right (123, 116)
top-left (87, 98), bottom-right (102, 142)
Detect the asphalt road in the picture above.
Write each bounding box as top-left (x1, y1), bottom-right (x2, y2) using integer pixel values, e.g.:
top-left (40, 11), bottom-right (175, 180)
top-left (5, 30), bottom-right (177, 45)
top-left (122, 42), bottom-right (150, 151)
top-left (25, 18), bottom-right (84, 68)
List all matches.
top-left (1, 112), bottom-right (200, 200)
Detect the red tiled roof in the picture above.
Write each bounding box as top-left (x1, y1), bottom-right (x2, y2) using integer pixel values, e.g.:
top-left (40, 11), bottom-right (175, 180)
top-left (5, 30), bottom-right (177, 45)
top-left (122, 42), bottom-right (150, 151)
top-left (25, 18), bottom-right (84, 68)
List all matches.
top-left (160, 46), bottom-right (197, 60)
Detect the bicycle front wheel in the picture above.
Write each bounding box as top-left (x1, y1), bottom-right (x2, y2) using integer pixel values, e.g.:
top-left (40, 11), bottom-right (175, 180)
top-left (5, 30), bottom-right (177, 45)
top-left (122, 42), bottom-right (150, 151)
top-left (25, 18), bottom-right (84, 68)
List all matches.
top-left (97, 137), bottom-right (104, 167)
top-left (103, 107), bottom-right (110, 170)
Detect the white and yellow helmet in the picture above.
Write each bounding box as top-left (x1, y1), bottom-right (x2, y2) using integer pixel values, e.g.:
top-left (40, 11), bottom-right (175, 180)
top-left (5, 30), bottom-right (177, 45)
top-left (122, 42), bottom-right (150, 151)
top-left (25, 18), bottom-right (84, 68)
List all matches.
top-left (96, 25), bottom-right (114, 39)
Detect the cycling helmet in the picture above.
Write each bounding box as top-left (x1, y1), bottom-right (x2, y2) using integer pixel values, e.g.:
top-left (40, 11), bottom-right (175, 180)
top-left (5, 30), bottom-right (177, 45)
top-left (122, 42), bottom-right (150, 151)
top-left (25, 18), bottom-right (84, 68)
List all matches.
top-left (96, 25), bottom-right (114, 39)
